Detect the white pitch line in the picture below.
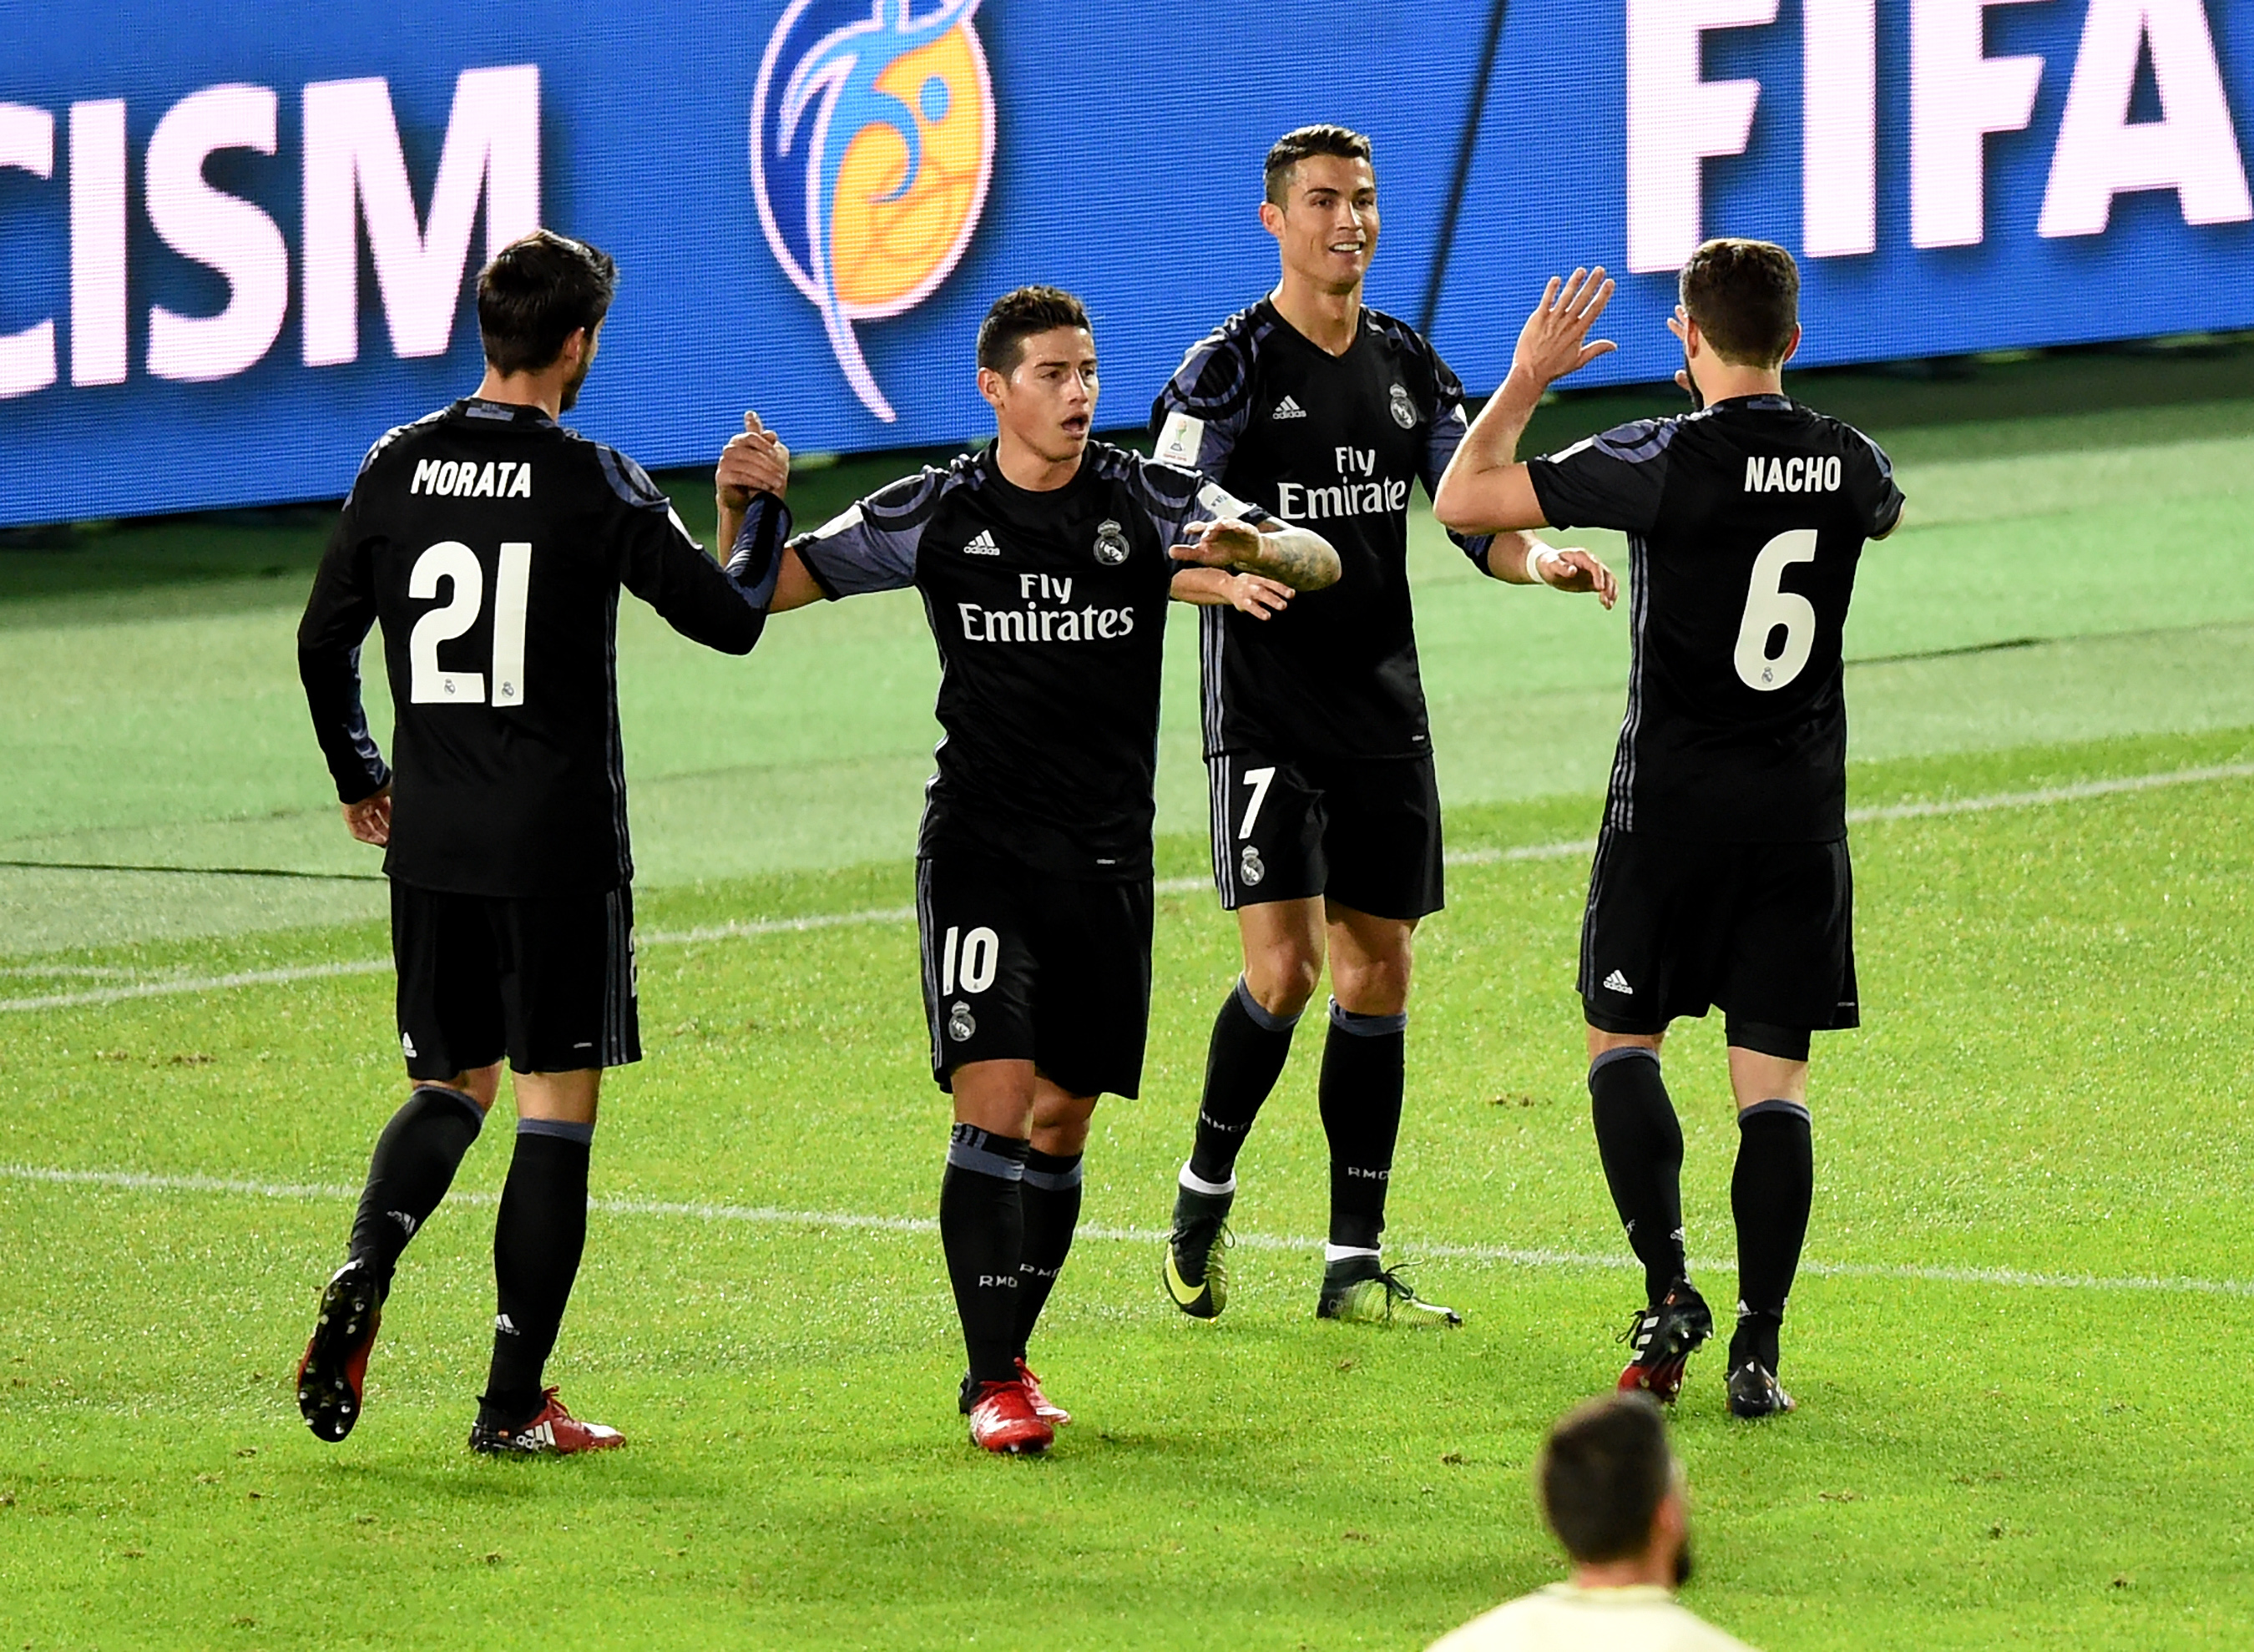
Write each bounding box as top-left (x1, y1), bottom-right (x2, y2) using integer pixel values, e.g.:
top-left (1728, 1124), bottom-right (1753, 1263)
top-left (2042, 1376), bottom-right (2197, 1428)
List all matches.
top-left (3, 1162), bottom-right (2249, 1300)
top-left (8, 760), bottom-right (2250, 1015)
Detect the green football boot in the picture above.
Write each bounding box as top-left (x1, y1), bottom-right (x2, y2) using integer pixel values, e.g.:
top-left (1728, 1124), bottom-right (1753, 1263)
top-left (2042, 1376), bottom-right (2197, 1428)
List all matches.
top-left (1317, 1255), bottom-right (1463, 1327)
top-left (1163, 1183), bottom-right (1234, 1320)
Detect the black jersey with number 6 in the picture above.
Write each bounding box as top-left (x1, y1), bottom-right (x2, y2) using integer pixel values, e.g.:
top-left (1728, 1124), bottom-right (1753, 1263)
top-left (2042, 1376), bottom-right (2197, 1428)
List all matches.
top-left (790, 441), bottom-right (1266, 880)
top-left (1527, 394), bottom-right (1905, 843)
top-left (1150, 300), bottom-right (1492, 761)
top-left (297, 398), bottom-right (773, 897)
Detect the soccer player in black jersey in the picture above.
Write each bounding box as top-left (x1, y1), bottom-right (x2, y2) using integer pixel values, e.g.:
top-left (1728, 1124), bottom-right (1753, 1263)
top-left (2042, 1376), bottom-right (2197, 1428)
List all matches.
top-left (713, 286), bottom-right (1339, 1453)
top-left (293, 231), bottom-right (781, 1456)
top-left (1434, 243), bottom-right (1905, 1418)
top-left (1150, 126), bottom-right (1618, 1326)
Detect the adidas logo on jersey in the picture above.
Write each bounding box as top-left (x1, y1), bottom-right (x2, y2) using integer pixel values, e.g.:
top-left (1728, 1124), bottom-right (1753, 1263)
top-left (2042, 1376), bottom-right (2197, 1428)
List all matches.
top-left (1603, 969), bottom-right (1634, 994)
top-left (1271, 396), bottom-right (1307, 420)
top-left (963, 529), bottom-right (1001, 556)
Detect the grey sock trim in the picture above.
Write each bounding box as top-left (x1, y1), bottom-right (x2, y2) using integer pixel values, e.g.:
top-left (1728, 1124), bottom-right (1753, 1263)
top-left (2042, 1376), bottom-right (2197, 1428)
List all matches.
top-left (1738, 1099), bottom-right (1812, 1126)
top-left (1023, 1159), bottom-right (1084, 1193)
top-left (412, 1084), bottom-right (488, 1130)
top-left (946, 1130), bottom-right (1028, 1181)
top-left (1232, 975), bottom-right (1303, 1034)
top-left (1328, 998), bottom-right (1407, 1037)
top-left (1588, 1045), bottom-right (1661, 1080)
top-left (517, 1116), bottom-right (595, 1144)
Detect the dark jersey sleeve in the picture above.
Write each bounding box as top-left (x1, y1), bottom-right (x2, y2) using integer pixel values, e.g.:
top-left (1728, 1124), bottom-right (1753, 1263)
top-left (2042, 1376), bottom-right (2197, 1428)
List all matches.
top-left (790, 467), bottom-right (954, 599)
top-left (1524, 418), bottom-right (1680, 535)
top-left (296, 495), bottom-right (392, 805)
top-left (1134, 457), bottom-right (1271, 550)
top-left (1848, 429), bottom-right (1907, 539)
top-left (1150, 326), bottom-right (1255, 475)
top-left (594, 446), bottom-right (770, 654)
top-left (1417, 344), bottom-right (1497, 572)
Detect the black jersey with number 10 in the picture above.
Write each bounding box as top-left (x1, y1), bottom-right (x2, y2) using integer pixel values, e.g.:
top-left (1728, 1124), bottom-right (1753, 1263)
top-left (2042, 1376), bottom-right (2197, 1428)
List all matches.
top-left (790, 442), bottom-right (1266, 880)
top-left (297, 399), bottom-right (771, 897)
top-left (1528, 395), bottom-right (1906, 843)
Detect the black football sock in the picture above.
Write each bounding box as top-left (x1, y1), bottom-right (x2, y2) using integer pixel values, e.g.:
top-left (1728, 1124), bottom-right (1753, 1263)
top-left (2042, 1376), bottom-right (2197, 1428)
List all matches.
top-left (939, 1124), bottom-right (1028, 1387)
top-left (1729, 1100), bottom-right (1813, 1374)
top-left (1588, 1048), bottom-right (1689, 1306)
top-left (346, 1085), bottom-right (485, 1294)
top-left (1185, 978), bottom-right (1301, 1187)
top-left (1014, 1149), bottom-right (1084, 1358)
top-left (479, 1119), bottom-right (593, 1430)
top-left (1319, 1000), bottom-right (1407, 1252)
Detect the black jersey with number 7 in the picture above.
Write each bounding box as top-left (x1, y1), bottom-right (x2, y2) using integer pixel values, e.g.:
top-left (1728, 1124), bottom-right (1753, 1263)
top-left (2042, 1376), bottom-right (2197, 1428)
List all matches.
top-left (1527, 394), bottom-right (1906, 844)
top-left (297, 398), bottom-right (775, 897)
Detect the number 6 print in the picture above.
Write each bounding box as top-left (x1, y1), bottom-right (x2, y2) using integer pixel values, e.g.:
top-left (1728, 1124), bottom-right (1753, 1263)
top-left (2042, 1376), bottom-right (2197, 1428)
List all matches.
top-left (940, 924), bottom-right (1000, 995)
top-left (407, 540), bottom-right (533, 706)
top-left (1732, 529), bottom-right (1819, 692)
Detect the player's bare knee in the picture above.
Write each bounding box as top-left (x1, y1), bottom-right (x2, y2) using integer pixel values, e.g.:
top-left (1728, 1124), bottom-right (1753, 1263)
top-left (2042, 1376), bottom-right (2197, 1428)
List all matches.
top-left (433, 1065), bottom-right (503, 1111)
top-left (1331, 954), bottom-right (1411, 1018)
top-left (1244, 949), bottom-right (1321, 1019)
top-left (1585, 1025), bottom-right (1664, 1063)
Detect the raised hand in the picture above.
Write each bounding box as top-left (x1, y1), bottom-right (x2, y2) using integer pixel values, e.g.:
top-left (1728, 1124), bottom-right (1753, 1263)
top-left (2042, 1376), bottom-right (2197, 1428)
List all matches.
top-left (1167, 517), bottom-right (1264, 568)
top-left (717, 411), bottom-right (791, 508)
top-left (1511, 267), bottom-right (1618, 392)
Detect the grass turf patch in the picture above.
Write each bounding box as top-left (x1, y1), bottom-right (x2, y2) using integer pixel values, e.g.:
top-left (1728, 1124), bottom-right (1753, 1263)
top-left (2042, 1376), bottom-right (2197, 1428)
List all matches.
top-left (3, 730), bottom-right (2250, 1649)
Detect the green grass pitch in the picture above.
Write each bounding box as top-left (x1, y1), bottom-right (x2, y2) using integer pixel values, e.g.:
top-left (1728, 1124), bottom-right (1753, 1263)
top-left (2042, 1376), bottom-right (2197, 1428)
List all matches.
top-left (3, 355), bottom-right (2252, 1648)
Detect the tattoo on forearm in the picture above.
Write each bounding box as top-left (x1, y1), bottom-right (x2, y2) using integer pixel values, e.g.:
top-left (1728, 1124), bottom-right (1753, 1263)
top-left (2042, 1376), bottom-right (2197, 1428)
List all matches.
top-left (1233, 530), bottom-right (1337, 591)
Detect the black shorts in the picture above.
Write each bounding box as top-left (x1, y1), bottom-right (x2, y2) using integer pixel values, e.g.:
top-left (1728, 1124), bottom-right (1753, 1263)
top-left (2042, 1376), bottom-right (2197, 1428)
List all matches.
top-left (1206, 750), bottom-right (1444, 921)
top-left (1578, 829), bottom-right (1858, 1039)
top-left (915, 853), bottom-right (1154, 1099)
top-left (391, 882), bottom-right (639, 1079)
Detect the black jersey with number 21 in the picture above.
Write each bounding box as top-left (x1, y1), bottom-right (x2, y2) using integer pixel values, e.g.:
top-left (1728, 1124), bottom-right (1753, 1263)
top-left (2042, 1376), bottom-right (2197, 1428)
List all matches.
top-left (298, 399), bottom-right (771, 897)
top-left (1528, 395), bottom-right (1905, 843)
top-left (791, 441), bottom-right (1265, 880)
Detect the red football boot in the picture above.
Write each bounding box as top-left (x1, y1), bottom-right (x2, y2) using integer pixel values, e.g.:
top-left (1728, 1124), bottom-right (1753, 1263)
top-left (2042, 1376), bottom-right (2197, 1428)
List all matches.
top-left (297, 1259), bottom-right (382, 1442)
top-left (1015, 1359), bottom-right (1071, 1427)
top-left (1616, 1280), bottom-right (1715, 1405)
top-left (467, 1388), bottom-right (625, 1456)
top-left (965, 1379), bottom-right (1054, 1455)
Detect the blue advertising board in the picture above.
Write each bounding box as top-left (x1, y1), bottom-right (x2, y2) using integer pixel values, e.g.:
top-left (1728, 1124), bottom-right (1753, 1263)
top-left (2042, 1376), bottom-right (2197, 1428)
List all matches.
top-left (1, 0), bottom-right (2249, 527)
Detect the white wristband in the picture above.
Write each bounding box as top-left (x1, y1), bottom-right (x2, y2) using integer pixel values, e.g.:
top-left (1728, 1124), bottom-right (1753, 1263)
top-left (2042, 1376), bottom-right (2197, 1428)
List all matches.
top-left (1524, 543), bottom-right (1559, 587)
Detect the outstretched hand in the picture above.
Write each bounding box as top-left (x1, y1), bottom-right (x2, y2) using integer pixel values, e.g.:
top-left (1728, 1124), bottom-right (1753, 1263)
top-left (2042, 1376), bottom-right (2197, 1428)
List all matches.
top-left (1534, 546), bottom-right (1619, 610)
top-left (716, 411), bottom-right (790, 508)
top-left (1168, 518), bottom-right (1264, 568)
top-left (1511, 267), bottom-right (1617, 391)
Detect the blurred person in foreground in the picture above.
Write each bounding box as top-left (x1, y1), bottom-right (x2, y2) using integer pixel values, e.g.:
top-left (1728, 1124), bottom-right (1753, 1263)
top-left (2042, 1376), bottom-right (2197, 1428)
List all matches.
top-left (1429, 1392), bottom-right (1755, 1652)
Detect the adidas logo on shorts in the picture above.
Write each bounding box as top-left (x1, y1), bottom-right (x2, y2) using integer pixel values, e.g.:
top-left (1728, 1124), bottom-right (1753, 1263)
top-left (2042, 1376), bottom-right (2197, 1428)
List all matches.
top-left (1603, 969), bottom-right (1634, 994)
top-left (1271, 396), bottom-right (1307, 420)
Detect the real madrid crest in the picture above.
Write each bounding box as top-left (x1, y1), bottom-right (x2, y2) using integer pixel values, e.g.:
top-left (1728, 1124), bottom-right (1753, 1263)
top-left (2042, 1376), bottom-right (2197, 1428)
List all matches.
top-left (947, 1000), bottom-right (977, 1043)
top-left (1388, 382), bottom-right (1417, 430)
top-left (1238, 845), bottom-right (1266, 887)
top-left (1093, 518), bottom-right (1130, 566)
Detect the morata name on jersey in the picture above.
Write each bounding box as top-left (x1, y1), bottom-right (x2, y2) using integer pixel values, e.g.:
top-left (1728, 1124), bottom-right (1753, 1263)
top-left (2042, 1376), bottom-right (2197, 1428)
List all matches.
top-left (958, 573), bottom-right (1137, 644)
top-left (409, 459), bottom-right (535, 499)
top-left (1744, 454), bottom-right (1843, 495)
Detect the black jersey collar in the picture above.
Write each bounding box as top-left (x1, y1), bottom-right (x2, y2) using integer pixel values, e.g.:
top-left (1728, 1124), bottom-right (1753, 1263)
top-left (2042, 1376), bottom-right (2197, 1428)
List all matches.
top-left (1706, 392), bottom-right (1795, 414)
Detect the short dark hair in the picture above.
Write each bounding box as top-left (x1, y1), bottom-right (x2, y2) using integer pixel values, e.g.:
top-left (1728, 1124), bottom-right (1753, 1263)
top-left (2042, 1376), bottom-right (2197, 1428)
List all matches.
top-left (1680, 238), bottom-right (1800, 368)
top-left (477, 230), bottom-right (618, 376)
top-left (975, 285), bottom-right (1092, 376)
top-left (1264, 124), bottom-right (1375, 207)
top-left (1536, 1393), bottom-right (1676, 1564)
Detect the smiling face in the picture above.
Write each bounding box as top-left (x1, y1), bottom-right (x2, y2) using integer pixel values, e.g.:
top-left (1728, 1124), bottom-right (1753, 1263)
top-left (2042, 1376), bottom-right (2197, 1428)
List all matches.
top-left (978, 326), bottom-right (1099, 469)
top-left (1262, 152), bottom-right (1379, 297)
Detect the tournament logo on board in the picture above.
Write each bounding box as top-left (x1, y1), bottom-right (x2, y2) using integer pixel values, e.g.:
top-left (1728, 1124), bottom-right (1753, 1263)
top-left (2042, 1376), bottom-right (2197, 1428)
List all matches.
top-left (751, 0), bottom-right (997, 423)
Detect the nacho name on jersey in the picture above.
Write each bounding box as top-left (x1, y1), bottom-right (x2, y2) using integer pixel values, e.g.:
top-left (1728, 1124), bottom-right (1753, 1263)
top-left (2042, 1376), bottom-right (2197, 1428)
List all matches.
top-left (410, 458), bottom-right (535, 498)
top-left (1745, 454), bottom-right (1843, 495)
top-left (958, 573), bottom-right (1139, 644)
